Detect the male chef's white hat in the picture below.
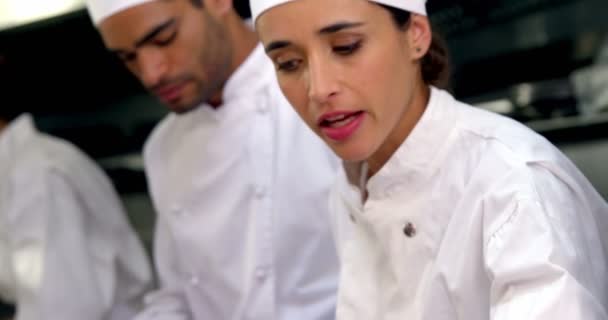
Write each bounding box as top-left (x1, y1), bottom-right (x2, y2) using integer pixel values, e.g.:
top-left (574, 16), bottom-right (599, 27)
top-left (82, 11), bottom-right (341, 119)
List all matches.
top-left (85, 0), bottom-right (155, 25)
top-left (251, 0), bottom-right (427, 23)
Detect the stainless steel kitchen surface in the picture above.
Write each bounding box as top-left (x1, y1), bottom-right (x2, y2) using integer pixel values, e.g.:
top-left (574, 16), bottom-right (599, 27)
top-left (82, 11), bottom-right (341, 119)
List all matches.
top-left (1, 0), bottom-right (607, 262)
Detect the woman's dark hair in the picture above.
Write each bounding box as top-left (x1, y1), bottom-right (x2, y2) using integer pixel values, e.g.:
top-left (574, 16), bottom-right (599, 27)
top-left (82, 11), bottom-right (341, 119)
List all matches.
top-left (379, 4), bottom-right (451, 89)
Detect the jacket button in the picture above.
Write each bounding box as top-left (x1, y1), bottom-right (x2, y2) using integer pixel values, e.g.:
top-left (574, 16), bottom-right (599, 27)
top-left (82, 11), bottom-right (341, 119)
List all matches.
top-left (403, 222), bottom-right (416, 238)
top-left (255, 186), bottom-right (267, 198)
top-left (257, 102), bottom-right (269, 114)
top-left (171, 205), bottom-right (183, 216)
top-left (255, 269), bottom-right (267, 281)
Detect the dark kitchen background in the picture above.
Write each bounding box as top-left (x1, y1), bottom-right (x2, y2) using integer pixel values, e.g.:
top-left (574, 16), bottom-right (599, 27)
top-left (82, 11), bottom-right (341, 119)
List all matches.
top-left (0, 4), bottom-right (606, 315)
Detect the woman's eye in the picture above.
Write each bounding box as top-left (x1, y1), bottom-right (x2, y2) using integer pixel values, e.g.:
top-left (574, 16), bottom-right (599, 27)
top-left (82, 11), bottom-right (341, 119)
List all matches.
top-left (155, 31), bottom-right (177, 46)
top-left (334, 40), bottom-right (362, 55)
top-left (277, 59), bottom-right (301, 72)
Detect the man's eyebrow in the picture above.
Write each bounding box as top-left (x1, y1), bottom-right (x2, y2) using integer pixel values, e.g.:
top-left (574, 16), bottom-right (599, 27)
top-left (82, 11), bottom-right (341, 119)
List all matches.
top-left (107, 18), bottom-right (176, 57)
top-left (265, 40), bottom-right (291, 53)
top-left (318, 21), bottom-right (365, 34)
top-left (134, 18), bottom-right (177, 48)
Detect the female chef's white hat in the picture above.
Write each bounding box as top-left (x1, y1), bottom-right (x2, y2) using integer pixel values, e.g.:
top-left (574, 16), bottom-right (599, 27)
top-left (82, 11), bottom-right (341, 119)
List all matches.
top-left (85, 0), bottom-right (154, 25)
top-left (251, 0), bottom-right (427, 23)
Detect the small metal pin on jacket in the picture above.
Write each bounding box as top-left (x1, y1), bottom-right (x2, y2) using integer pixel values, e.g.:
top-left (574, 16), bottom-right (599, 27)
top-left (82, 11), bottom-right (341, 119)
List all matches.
top-left (403, 222), bottom-right (416, 237)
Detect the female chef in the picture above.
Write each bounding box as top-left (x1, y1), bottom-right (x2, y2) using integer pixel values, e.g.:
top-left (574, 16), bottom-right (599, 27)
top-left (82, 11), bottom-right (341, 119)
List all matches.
top-left (250, 0), bottom-right (608, 319)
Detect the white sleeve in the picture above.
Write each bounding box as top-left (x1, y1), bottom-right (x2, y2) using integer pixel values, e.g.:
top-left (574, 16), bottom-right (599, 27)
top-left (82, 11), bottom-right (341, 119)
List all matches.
top-left (7, 169), bottom-right (108, 320)
top-left (0, 227), bottom-right (17, 303)
top-left (133, 215), bottom-right (191, 320)
top-left (485, 197), bottom-right (608, 319)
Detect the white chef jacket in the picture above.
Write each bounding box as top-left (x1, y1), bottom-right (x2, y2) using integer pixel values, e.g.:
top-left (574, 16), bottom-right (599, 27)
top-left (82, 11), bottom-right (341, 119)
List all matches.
top-left (136, 43), bottom-right (340, 320)
top-left (0, 114), bottom-right (153, 320)
top-left (332, 87), bottom-right (608, 320)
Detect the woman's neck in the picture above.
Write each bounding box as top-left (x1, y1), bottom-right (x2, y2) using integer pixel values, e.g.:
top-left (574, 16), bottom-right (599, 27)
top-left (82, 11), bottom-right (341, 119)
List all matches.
top-left (367, 83), bottom-right (430, 178)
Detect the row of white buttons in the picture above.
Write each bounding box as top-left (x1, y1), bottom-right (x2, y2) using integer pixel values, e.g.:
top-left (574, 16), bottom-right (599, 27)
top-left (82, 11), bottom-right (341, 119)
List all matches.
top-left (187, 269), bottom-right (267, 288)
top-left (184, 100), bottom-right (269, 287)
top-left (169, 193), bottom-right (268, 215)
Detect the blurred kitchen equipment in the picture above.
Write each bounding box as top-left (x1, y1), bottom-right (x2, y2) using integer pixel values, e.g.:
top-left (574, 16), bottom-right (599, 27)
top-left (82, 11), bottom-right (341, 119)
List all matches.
top-left (571, 64), bottom-right (608, 116)
top-left (570, 35), bottom-right (608, 116)
top-left (595, 34), bottom-right (608, 63)
top-left (513, 78), bottom-right (579, 119)
top-left (470, 77), bottom-right (578, 122)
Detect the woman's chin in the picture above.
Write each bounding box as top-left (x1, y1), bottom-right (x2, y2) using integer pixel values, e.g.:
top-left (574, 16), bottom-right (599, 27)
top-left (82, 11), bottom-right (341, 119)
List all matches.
top-left (328, 142), bottom-right (372, 163)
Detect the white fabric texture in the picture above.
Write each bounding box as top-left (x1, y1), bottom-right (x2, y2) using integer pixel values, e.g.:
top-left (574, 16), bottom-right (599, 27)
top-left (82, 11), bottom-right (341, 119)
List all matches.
top-left (0, 114), bottom-right (153, 320)
top-left (250, 0), bottom-right (427, 23)
top-left (84, 0), bottom-right (154, 25)
top-left (331, 87), bottom-right (608, 319)
top-left (134, 43), bottom-right (341, 320)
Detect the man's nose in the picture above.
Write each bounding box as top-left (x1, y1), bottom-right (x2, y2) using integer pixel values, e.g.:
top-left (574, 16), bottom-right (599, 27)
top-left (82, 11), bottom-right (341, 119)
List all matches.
top-left (136, 49), bottom-right (168, 88)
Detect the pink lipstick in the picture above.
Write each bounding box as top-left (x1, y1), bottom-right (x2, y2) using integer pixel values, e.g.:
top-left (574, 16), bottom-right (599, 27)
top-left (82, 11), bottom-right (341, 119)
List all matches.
top-left (318, 111), bottom-right (365, 141)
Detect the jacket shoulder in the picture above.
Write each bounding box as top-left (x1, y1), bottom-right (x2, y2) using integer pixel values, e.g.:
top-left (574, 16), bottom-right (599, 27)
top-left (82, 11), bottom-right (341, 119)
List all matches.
top-left (143, 114), bottom-right (176, 165)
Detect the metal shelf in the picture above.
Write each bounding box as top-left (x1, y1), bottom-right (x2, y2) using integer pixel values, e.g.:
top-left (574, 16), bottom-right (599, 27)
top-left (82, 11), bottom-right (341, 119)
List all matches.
top-left (438, 0), bottom-right (608, 65)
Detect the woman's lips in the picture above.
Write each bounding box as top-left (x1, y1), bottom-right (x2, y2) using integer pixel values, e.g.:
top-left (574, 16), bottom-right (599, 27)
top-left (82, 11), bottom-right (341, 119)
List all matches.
top-left (318, 111), bottom-right (365, 142)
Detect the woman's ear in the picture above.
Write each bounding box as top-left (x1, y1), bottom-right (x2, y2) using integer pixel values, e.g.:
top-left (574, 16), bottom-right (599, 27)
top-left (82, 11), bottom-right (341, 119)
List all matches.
top-left (408, 14), bottom-right (432, 60)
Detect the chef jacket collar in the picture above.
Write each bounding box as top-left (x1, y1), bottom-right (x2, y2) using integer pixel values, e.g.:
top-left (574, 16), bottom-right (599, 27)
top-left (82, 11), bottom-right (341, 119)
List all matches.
top-left (183, 42), bottom-right (274, 121)
top-left (222, 42), bottom-right (275, 104)
top-left (0, 113), bottom-right (37, 172)
top-left (365, 87), bottom-right (459, 198)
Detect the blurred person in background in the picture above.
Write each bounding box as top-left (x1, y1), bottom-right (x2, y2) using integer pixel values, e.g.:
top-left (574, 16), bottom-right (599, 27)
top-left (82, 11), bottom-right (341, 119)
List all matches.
top-left (84, 0), bottom-right (340, 319)
top-left (252, 0), bottom-right (608, 318)
top-left (0, 53), bottom-right (153, 320)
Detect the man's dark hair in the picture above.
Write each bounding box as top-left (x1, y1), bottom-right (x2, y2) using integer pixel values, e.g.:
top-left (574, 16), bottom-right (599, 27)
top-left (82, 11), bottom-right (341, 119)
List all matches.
top-left (0, 53), bottom-right (22, 122)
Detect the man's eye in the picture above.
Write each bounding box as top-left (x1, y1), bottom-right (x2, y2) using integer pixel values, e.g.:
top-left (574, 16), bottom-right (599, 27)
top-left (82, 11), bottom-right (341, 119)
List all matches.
top-left (334, 40), bottom-right (362, 55)
top-left (155, 31), bottom-right (177, 46)
top-left (277, 59), bottom-right (301, 72)
top-left (118, 52), bottom-right (137, 62)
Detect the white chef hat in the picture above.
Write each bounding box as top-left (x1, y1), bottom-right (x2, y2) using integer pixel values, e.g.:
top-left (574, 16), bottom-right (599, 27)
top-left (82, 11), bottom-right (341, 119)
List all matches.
top-left (85, 0), bottom-right (155, 25)
top-left (251, 0), bottom-right (427, 23)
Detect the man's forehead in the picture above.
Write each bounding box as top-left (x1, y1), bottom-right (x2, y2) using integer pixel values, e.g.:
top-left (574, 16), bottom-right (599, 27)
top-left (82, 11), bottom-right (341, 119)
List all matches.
top-left (98, 1), bottom-right (176, 46)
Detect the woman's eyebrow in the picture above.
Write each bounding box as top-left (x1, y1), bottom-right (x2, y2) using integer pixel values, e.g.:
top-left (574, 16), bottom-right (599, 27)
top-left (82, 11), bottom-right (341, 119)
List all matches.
top-left (265, 21), bottom-right (366, 54)
top-left (318, 21), bottom-right (365, 34)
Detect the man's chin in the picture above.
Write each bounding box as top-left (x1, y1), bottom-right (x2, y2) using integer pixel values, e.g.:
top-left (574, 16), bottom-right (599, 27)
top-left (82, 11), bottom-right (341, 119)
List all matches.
top-left (161, 97), bottom-right (200, 115)
top-left (169, 104), bottom-right (199, 115)
top-left (153, 88), bottom-right (206, 114)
